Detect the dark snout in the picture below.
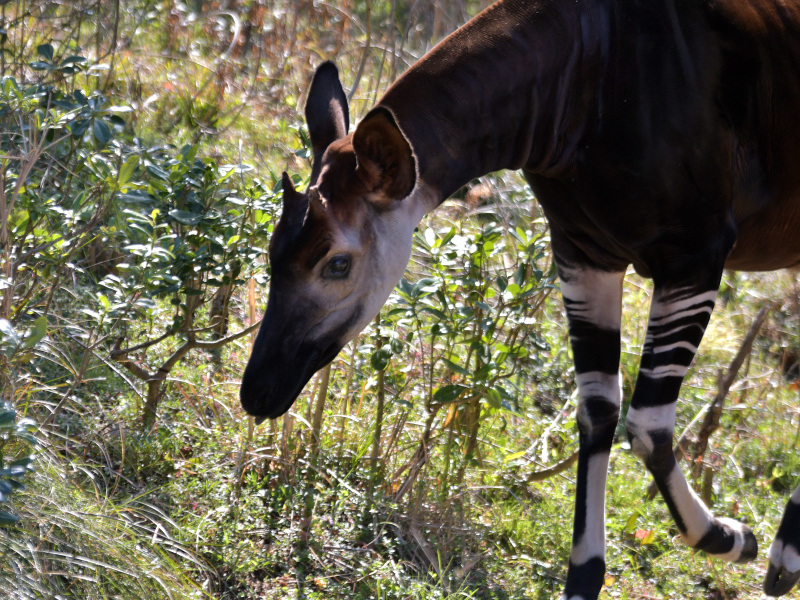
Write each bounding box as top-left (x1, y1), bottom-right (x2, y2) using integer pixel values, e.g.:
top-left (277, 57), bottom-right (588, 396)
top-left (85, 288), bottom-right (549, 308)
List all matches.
top-left (239, 299), bottom-right (346, 422)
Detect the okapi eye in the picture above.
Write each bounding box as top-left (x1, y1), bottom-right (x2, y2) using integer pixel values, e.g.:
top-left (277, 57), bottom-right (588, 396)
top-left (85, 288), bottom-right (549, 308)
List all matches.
top-left (323, 254), bottom-right (351, 279)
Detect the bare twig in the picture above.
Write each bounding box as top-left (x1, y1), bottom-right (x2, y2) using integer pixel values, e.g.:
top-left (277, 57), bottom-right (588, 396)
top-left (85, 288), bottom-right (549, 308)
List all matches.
top-left (348, 0), bottom-right (372, 103)
top-left (693, 304), bottom-right (772, 468)
top-left (526, 450), bottom-right (579, 482)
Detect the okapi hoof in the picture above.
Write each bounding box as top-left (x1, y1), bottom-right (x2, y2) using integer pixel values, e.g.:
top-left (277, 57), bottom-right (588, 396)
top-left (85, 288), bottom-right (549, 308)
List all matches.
top-left (562, 556), bottom-right (605, 600)
top-left (693, 517), bottom-right (758, 563)
top-left (764, 541), bottom-right (800, 596)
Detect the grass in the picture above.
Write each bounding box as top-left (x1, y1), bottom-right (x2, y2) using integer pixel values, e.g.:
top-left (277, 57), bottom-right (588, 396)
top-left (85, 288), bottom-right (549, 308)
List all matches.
top-left (0, 447), bottom-right (209, 599)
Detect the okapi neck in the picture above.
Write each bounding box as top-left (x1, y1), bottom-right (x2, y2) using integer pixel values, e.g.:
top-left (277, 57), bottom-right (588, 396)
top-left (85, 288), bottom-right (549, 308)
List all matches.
top-left (376, 0), bottom-right (608, 201)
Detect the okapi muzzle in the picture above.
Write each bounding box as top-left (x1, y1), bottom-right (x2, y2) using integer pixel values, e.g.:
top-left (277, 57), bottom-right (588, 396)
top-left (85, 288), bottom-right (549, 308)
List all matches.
top-left (239, 280), bottom-right (353, 420)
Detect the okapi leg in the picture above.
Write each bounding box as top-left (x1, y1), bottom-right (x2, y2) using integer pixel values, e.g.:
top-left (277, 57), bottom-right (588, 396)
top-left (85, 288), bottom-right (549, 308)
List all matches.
top-left (764, 482), bottom-right (800, 596)
top-left (626, 285), bottom-right (758, 563)
top-left (559, 266), bottom-right (624, 600)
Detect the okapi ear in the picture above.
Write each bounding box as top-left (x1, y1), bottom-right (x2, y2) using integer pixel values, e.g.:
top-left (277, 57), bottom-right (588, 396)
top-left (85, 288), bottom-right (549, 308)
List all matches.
top-left (281, 171), bottom-right (307, 220)
top-left (305, 62), bottom-right (349, 184)
top-left (305, 186), bottom-right (327, 223)
top-left (281, 171), bottom-right (298, 207)
top-left (352, 107), bottom-right (416, 201)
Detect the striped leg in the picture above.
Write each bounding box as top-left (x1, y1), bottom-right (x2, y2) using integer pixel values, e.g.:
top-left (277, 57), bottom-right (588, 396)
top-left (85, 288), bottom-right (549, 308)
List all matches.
top-left (764, 482), bottom-right (800, 596)
top-left (559, 266), bottom-right (625, 600)
top-left (626, 285), bottom-right (757, 563)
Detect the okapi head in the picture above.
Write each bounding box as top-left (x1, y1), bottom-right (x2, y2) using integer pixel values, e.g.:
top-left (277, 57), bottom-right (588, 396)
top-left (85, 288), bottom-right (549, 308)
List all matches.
top-left (240, 62), bottom-right (432, 421)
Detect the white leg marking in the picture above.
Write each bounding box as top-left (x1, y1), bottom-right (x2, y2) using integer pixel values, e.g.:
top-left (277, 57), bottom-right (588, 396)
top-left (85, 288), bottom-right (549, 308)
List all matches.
top-left (666, 468), bottom-right (714, 546)
top-left (770, 482), bottom-right (800, 571)
top-left (570, 452), bottom-right (610, 566)
top-left (769, 540), bottom-right (800, 573)
top-left (560, 267), bottom-right (623, 330)
top-left (648, 304), bottom-right (714, 325)
top-left (625, 404), bottom-right (677, 458)
top-left (638, 364), bottom-right (690, 379)
top-left (651, 340), bottom-right (699, 354)
top-left (649, 289), bottom-right (718, 318)
top-left (712, 517), bottom-right (753, 562)
top-left (646, 320), bottom-right (706, 341)
top-left (575, 371), bottom-right (621, 404)
top-left (662, 471), bottom-right (750, 561)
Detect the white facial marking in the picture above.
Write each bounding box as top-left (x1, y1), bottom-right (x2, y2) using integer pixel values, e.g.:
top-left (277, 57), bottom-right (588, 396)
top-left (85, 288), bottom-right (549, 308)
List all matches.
top-left (334, 181), bottom-right (439, 344)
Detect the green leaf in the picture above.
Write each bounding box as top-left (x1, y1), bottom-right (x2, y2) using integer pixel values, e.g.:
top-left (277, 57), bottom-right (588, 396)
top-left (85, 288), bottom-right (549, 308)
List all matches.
top-left (419, 306), bottom-right (448, 321)
top-left (146, 164), bottom-right (169, 181)
top-left (433, 384), bottom-right (468, 405)
top-left (438, 227), bottom-right (457, 247)
top-left (0, 410), bottom-right (16, 428)
top-left (624, 512), bottom-right (639, 533)
top-left (117, 155), bottom-right (139, 187)
top-left (474, 362), bottom-right (497, 381)
top-left (93, 119), bottom-right (111, 146)
top-left (0, 510), bottom-right (20, 524)
top-left (441, 358), bottom-right (470, 376)
top-left (118, 190), bottom-right (154, 204)
top-left (0, 466), bottom-right (28, 477)
top-left (389, 338), bottom-right (403, 354)
top-left (2, 78), bottom-right (18, 96)
top-left (7, 457), bottom-right (33, 469)
top-left (168, 210), bottom-right (203, 225)
top-left (69, 118), bottom-right (91, 137)
top-left (20, 316), bottom-right (46, 350)
top-left (61, 55), bottom-right (87, 65)
top-left (485, 387), bottom-right (503, 408)
top-left (180, 144), bottom-right (198, 164)
top-left (370, 348), bottom-right (392, 371)
top-left (37, 44), bottom-right (54, 61)
top-left (503, 450), bottom-right (526, 463)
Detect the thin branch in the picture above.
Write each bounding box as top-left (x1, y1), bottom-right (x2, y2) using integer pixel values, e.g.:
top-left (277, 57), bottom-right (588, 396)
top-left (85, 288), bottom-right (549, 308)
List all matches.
top-left (526, 450), bottom-right (579, 482)
top-left (348, 0), bottom-right (372, 103)
top-left (693, 303), bottom-right (772, 465)
top-left (113, 354), bottom-right (154, 382)
top-left (110, 328), bottom-right (175, 358)
top-left (190, 319), bottom-right (262, 350)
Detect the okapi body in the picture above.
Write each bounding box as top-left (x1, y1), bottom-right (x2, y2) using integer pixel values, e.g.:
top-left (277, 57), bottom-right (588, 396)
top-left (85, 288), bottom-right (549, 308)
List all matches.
top-left (240, 0), bottom-right (800, 597)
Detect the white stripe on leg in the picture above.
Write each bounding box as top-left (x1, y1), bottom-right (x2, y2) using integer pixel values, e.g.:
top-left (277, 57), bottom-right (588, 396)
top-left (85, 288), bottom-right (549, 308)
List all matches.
top-left (570, 451), bottom-right (611, 566)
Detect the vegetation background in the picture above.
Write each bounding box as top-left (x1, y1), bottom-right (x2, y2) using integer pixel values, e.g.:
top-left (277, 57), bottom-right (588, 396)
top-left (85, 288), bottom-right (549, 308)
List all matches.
top-left (0, 1), bottom-right (797, 598)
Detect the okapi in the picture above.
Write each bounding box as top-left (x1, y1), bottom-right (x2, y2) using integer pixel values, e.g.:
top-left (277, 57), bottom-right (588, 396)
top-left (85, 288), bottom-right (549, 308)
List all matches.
top-left (240, 0), bottom-right (800, 597)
